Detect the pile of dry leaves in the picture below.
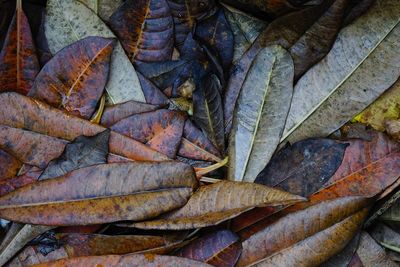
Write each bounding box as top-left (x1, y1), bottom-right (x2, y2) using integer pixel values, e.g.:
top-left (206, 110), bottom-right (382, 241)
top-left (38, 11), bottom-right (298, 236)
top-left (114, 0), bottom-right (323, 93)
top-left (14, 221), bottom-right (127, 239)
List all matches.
top-left (0, 0), bottom-right (399, 266)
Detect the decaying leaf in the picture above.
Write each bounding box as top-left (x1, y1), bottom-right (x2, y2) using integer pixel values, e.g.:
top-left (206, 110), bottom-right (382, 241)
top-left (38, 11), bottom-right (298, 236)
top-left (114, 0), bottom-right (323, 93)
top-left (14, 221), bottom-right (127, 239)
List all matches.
top-left (101, 100), bottom-right (161, 127)
top-left (194, 9), bottom-right (234, 73)
top-left (369, 223), bottom-right (400, 255)
top-left (31, 254), bottom-right (212, 267)
top-left (45, 0), bottom-right (145, 104)
top-left (130, 181), bottom-right (305, 230)
top-left (168, 0), bottom-right (217, 49)
top-left (176, 229), bottom-right (241, 267)
top-left (178, 119), bottom-right (223, 162)
top-left (356, 232), bottom-right (398, 267)
top-left (111, 109), bottom-right (186, 158)
top-left (6, 244), bottom-right (67, 266)
top-left (222, 3), bottom-right (267, 62)
top-left (0, 166), bottom-right (42, 197)
top-left (78, 0), bottom-right (123, 20)
top-left (282, 0), bottom-right (400, 144)
top-left (29, 36), bottom-right (114, 119)
top-left (0, 0), bottom-right (40, 95)
top-left (228, 45), bottom-right (294, 182)
top-left (255, 138), bottom-right (348, 196)
top-left (0, 92), bottom-right (169, 162)
top-left (386, 120), bottom-right (400, 141)
top-left (0, 125), bottom-right (68, 169)
top-left (237, 197), bottom-right (370, 267)
top-left (108, 0), bottom-right (174, 63)
top-left (0, 162), bottom-right (197, 225)
top-left (0, 223), bottom-right (53, 267)
top-left (137, 72), bottom-right (170, 106)
top-left (352, 78), bottom-right (400, 131)
top-left (39, 130), bottom-right (110, 180)
top-left (193, 74), bottom-right (225, 153)
top-left (0, 149), bottom-right (22, 179)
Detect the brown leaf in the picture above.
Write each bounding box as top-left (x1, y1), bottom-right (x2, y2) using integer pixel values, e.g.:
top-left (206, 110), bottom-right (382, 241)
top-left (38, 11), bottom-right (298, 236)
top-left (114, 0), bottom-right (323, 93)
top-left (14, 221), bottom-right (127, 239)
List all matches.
top-left (176, 229), bottom-right (242, 267)
top-left (178, 119), bottom-right (222, 162)
top-left (108, 0), bottom-right (174, 63)
top-left (0, 149), bottom-right (22, 179)
top-left (0, 0), bottom-right (40, 95)
top-left (0, 166), bottom-right (41, 197)
top-left (101, 100), bottom-right (162, 127)
top-left (168, 0), bottom-right (217, 49)
top-left (0, 92), bottom-right (169, 162)
top-left (130, 181), bottom-right (305, 230)
top-left (237, 197), bottom-right (370, 267)
top-left (6, 244), bottom-right (67, 266)
top-left (111, 109), bottom-right (186, 158)
top-left (0, 125), bottom-right (68, 168)
top-left (28, 36), bottom-right (114, 119)
top-left (386, 120), bottom-right (400, 141)
top-left (0, 162), bottom-right (197, 225)
top-left (31, 254), bottom-right (212, 267)
top-left (57, 233), bottom-right (183, 257)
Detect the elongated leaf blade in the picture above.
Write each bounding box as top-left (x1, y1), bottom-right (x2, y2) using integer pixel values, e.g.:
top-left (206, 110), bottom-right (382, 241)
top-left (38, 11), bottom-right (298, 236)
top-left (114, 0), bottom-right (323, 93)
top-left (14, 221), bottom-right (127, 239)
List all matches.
top-left (282, 0), bottom-right (400, 144)
top-left (228, 45), bottom-right (294, 182)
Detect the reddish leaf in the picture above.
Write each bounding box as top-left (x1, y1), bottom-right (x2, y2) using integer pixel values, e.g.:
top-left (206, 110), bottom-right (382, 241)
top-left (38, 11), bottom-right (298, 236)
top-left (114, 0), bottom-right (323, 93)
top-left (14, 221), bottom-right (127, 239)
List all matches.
top-left (28, 36), bottom-right (114, 119)
top-left (0, 166), bottom-right (42, 197)
top-left (101, 100), bottom-right (162, 127)
top-left (168, 0), bottom-right (217, 49)
top-left (328, 132), bottom-right (400, 184)
top-left (0, 149), bottom-right (22, 179)
top-left (0, 125), bottom-right (67, 168)
top-left (0, 92), bottom-right (169, 162)
top-left (178, 119), bottom-right (223, 162)
top-left (108, 0), bottom-right (174, 63)
top-left (111, 109), bottom-right (186, 158)
top-left (6, 245), bottom-right (67, 267)
top-left (176, 230), bottom-right (242, 267)
top-left (0, 1), bottom-right (40, 95)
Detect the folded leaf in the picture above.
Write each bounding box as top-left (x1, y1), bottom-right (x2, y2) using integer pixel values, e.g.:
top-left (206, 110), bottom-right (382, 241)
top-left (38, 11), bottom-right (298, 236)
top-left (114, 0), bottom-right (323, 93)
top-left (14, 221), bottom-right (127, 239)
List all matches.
top-left (111, 109), bottom-right (186, 158)
top-left (0, 93), bottom-right (169, 162)
top-left (352, 78), bottom-right (400, 131)
top-left (0, 162), bottom-right (197, 225)
top-left (29, 36), bottom-right (114, 119)
top-left (0, 149), bottom-right (22, 179)
top-left (228, 45), bottom-right (294, 182)
top-left (137, 72), bottom-right (170, 106)
top-left (255, 138), bottom-right (348, 196)
top-left (193, 74), bottom-right (225, 153)
top-left (0, 0), bottom-right (40, 95)
top-left (39, 130), bottom-right (110, 180)
top-left (31, 254), bottom-right (212, 267)
top-left (237, 197), bottom-right (369, 267)
top-left (131, 181), bottom-right (305, 230)
top-left (108, 0), bottom-right (174, 63)
top-left (101, 100), bottom-right (161, 127)
top-left (282, 0), bottom-right (400, 144)
top-left (176, 229), bottom-right (242, 267)
top-left (45, 0), bottom-right (145, 104)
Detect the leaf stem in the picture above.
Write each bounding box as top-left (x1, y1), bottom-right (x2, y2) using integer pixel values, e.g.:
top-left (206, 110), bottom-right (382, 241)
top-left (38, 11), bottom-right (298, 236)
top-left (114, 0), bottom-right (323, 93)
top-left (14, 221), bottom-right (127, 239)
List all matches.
top-left (195, 157), bottom-right (228, 178)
